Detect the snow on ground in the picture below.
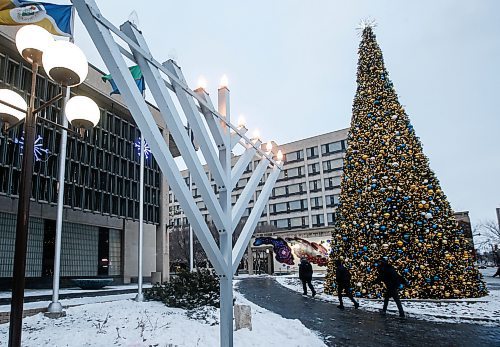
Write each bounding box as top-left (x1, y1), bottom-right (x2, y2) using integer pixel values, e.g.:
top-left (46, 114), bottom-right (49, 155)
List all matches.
top-left (275, 267), bottom-right (500, 326)
top-left (0, 292), bottom-right (326, 347)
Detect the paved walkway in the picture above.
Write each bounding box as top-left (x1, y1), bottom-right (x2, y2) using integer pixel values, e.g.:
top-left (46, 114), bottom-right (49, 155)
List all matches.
top-left (237, 277), bottom-right (500, 347)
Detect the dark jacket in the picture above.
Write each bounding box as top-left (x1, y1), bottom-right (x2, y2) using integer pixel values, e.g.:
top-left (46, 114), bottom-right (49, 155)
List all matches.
top-left (336, 264), bottom-right (352, 287)
top-left (299, 260), bottom-right (313, 281)
top-left (375, 263), bottom-right (406, 290)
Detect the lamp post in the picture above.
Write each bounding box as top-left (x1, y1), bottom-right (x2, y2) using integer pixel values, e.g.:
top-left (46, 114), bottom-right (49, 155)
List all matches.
top-left (0, 25), bottom-right (99, 347)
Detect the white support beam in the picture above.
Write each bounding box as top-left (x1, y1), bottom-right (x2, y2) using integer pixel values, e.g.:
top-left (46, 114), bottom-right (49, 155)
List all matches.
top-left (230, 126), bottom-right (247, 150)
top-left (163, 60), bottom-right (225, 188)
top-left (72, 0), bottom-right (226, 274)
top-left (77, 0), bottom-right (278, 167)
top-left (232, 158), bottom-right (269, 227)
top-left (195, 88), bottom-right (226, 149)
top-left (232, 166), bottom-right (281, 273)
top-left (120, 21), bottom-right (227, 233)
top-left (230, 143), bottom-right (260, 191)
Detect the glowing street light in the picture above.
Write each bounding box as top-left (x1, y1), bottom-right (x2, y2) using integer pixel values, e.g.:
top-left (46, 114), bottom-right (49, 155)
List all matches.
top-left (42, 40), bottom-right (89, 87)
top-left (65, 95), bottom-right (100, 129)
top-left (3, 24), bottom-right (100, 347)
top-left (0, 89), bottom-right (28, 126)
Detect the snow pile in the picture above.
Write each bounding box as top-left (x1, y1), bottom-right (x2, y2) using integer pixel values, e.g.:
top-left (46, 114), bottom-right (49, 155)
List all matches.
top-left (275, 267), bottom-right (500, 326)
top-left (0, 292), bottom-right (326, 347)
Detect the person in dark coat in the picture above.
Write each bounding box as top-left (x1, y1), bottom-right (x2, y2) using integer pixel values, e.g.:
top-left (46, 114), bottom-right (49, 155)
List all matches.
top-left (299, 257), bottom-right (316, 297)
top-left (335, 259), bottom-right (359, 309)
top-left (374, 259), bottom-right (406, 318)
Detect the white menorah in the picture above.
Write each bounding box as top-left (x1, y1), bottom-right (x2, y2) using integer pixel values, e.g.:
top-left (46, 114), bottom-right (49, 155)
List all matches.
top-left (71, 1), bottom-right (283, 346)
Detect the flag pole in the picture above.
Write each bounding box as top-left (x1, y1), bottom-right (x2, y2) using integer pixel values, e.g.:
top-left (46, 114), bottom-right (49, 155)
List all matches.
top-left (47, 8), bottom-right (75, 316)
top-left (188, 124), bottom-right (194, 272)
top-left (135, 87), bottom-right (146, 302)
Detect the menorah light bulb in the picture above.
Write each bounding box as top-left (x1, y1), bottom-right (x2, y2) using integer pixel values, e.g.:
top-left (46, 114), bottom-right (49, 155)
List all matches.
top-left (237, 115), bottom-right (246, 128)
top-left (219, 74), bottom-right (229, 89)
top-left (277, 150), bottom-right (283, 163)
top-left (252, 128), bottom-right (260, 141)
top-left (197, 76), bottom-right (207, 90)
top-left (266, 141), bottom-right (273, 153)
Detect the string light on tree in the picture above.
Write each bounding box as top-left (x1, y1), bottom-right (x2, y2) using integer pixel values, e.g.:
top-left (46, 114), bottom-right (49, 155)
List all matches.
top-left (324, 24), bottom-right (487, 300)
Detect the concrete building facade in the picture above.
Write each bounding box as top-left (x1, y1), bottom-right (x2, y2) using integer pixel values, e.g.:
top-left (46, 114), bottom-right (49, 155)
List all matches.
top-left (0, 27), bottom-right (173, 288)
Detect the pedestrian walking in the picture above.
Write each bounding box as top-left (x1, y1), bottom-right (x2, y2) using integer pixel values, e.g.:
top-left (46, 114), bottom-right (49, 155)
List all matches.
top-left (299, 257), bottom-right (316, 297)
top-left (374, 259), bottom-right (406, 318)
top-left (335, 259), bottom-right (359, 310)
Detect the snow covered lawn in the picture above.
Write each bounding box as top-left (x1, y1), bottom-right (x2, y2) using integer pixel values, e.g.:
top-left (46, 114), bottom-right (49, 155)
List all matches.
top-left (0, 292), bottom-right (325, 347)
top-left (275, 267), bottom-right (500, 326)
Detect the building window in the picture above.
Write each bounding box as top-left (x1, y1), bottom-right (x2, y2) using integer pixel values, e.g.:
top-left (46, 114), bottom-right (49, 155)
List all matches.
top-left (287, 183), bottom-right (304, 195)
top-left (310, 196), bottom-right (323, 209)
top-left (322, 159), bottom-right (343, 172)
top-left (286, 167), bottom-right (303, 179)
top-left (273, 186), bottom-right (287, 197)
top-left (274, 218), bottom-right (288, 229)
top-left (308, 163), bottom-right (320, 176)
top-left (289, 199), bottom-right (307, 212)
top-left (285, 150), bottom-right (304, 163)
top-left (312, 214), bottom-right (324, 227)
top-left (325, 194), bottom-right (340, 207)
top-left (309, 179), bottom-right (321, 192)
top-left (306, 146), bottom-right (318, 159)
top-left (236, 177), bottom-right (248, 190)
top-left (321, 141), bottom-right (343, 156)
top-left (324, 176), bottom-right (341, 190)
top-left (244, 163), bottom-right (252, 173)
top-left (271, 202), bottom-right (287, 214)
top-left (327, 213), bottom-right (335, 225)
top-left (290, 217), bottom-right (307, 229)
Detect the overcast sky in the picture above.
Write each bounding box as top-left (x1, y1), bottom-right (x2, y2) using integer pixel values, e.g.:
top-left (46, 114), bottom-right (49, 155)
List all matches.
top-left (63, 0), bottom-right (499, 225)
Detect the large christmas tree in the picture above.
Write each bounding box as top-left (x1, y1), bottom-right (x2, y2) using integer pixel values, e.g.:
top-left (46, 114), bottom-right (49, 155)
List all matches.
top-left (324, 24), bottom-right (487, 299)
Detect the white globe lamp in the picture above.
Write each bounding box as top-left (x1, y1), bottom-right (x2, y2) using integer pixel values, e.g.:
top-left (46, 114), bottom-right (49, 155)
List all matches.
top-left (65, 96), bottom-right (100, 129)
top-left (0, 89), bottom-right (27, 126)
top-left (42, 40), bottom-right (88, 87)
top-left (15, 25), bottom-right (54, 64)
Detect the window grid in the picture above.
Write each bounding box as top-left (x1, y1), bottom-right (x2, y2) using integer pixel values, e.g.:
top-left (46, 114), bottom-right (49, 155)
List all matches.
top-left (0, 52), bottom-right (161, 224)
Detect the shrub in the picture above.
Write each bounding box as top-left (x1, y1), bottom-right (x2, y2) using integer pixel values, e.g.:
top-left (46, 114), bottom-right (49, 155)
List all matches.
top-left (144, 269), bottom-right (220, 309)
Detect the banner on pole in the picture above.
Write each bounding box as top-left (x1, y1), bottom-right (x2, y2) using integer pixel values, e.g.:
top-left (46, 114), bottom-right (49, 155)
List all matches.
top-left (0, 1), bottom-right (73, 37)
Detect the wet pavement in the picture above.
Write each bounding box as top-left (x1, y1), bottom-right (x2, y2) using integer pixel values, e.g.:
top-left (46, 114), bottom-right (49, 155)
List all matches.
top-left (237, 277), bottom-right (500, 347)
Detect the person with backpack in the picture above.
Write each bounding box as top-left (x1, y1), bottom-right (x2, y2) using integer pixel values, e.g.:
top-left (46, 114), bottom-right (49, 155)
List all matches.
top-left (298, 257), bottom-right (316, 297)
top-left (374, 259), bottom-right (407, 318)
top-left (335, 259), bottom-right (360, 310)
